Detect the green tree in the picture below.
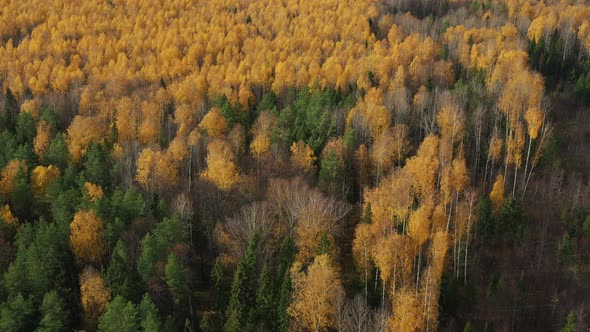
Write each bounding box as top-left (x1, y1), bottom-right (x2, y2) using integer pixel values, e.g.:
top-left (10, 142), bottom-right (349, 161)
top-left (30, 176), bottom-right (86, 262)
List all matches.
top-left (98, 296), bottom-right (139, 332)
top-left (106, 240), bottom-right (141, 301)
top-left (316, 233), bottom-right (332, 256)
top-left (210, 259), bottom-right (227, 312)
top-left (15, 112), bottom-right (36, 145)
top-left (37, 290), bottom-right (69, 332)
top-left (139, 294), bottom-right (161, 332)
top-left (224, 234), bottom-right (259, 332)
top-left (254, 265), bottom-right (274, 329)
top-left (11, 167), bottom-right (34, 221)
top-left (164, 253), bottom-right (189, 309)
top-left (275, 272), bottom-right (292, 332)
top-left (43, 134), bottom-right (68, 170)
top-left (560, 311), bottom-right (577, 332)
top-left (0, 294), bottom-right (34, 332)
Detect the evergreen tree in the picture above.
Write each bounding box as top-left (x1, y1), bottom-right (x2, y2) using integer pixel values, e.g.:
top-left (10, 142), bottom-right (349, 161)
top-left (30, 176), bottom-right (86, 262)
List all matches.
top-left (319, 149), bottom-right (341, 189)
top-left (98, 296), bottom-right (140, 332)
top-left (560, 311), bottom-right (577, 332)
top-left (106, 240), bottom-right (141, 301)
top-left (43, 134), bottom-right (68, 170)
top-left (316, 232), bottom-right (332, 256)
top-left (37, 290), bottom-right (69, 332)
top-left (139, 294), bottom-right (161, 332)
top-left (224, 234), bottom-right (259, 332)
top-left (254, 265), bottom-right (274, 328)
top-left (15, 112), bottom-right (36, 145)
top-left (275, 272), bottom-right (292, 332)
top-left (0, 294), bottom-right (34, 332)
top-left (210, 259), bottom-right (227, 312)
top-left (164, 253), bottom-right (189, 309)
top-left (12, 167), bottom-right (34, 221)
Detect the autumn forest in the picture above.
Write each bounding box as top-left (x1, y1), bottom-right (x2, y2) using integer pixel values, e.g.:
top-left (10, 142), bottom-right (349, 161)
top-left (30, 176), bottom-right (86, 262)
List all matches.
top-left (0, 0), bottom-right (589, 331)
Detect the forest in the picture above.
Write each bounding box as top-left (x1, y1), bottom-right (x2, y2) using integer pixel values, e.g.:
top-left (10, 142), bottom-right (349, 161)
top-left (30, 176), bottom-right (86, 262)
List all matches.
top-left (0, 0), bottom-right (589, 331)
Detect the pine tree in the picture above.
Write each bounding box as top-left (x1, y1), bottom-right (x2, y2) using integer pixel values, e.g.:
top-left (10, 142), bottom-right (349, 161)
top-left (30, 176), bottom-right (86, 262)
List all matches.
top-left (37, 290), bottom-right (69, 332)
top-left (139, 294), bottom-right (161, 332)
top-left (106, 240), bottom-right (140, 301)
top-left (0, 293), bottom-right (34, 332)
top-left (98, 296), bottom-right (139, 332)
top-left (224, 234), bottom-right (259, 332)
top-left (255, 265), bottom-right (274, 329)
top-left (210, 259), bottom-right (227, 312)
top-left (275, 272), bottom-right (292, 332)
top-left (164, 253), bottom-right (189, 322)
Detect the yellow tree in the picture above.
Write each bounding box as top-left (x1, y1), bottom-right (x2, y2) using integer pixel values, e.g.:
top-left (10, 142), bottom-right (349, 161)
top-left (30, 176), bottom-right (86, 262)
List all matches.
top-left (388, 287), bottom-right (423, 332)
top-left (290, 141), bottom-right (316, 173)
top-left (202, 139), bottom-right (240, 191)
top-left (0, 160), bottom-right (27, 196)
top-left (30, 165), bottom-right (60, 198)
top-left (70, 210), bottom-right (106, 266)
top-left (33, 120), bottom-right (52, 159)
top-left (490, 174), bottom-right (505, 214)
top-left (136, 148), bottom-right (157, 192)
top-left (80, 266), bottom-right (111, 330)
top-left (0, 205), bottom-right (17, 225)
top-left (67, 115), bottom-right (106, 164)
top-left (250, 110), bottom-right (277, 159)
top-left (289, 254), bottom-right (345, 332)
top-left (198, 107), bottom-right (228, 138)
top-left (84, 182), bottom-right (104, 202)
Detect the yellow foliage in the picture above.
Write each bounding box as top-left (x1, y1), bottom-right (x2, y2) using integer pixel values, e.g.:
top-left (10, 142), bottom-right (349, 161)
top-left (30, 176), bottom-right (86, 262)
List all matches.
top-left (79, 266), bottom-right (110, 330)
top-left (289, 254), bottom-right (344, 332)
top-left (490, 174), bottom-right (505, 213)
top-left (202, 139), bottom-right (240, 191)
top-left (199, 108), bottom-right (228, 138)
top-left (290, 141), bottom-right (316, 172)
top-left (70, 210), bottom-right (105, 266)
top-left (0, 160), bottom-right (27, 196)
top-left (31, 165), bottom-right (60, 198)
top-left (84, 182), bottom-right (104, 202)
top-left (33, 120), bottom-right (52, 159)
top-left (0, 205), bottom-right (17, 225)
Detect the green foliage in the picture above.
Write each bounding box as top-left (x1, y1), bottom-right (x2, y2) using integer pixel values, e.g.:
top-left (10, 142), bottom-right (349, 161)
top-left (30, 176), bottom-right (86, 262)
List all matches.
top-left (498, 198), bottom-right (524, 242)
top-left (275, 271), bottom-right (292, 332)
top-left (106, 240), bottom-right (141, 301)
top-left (211, 259), bottom-right (228, 312)
top-left (319, 149), bottom-right (341, 185)
top-left (98, 296), bottom-right (140, 332)
top-left (224, 234), bottom-right (259, 332)
top-left (43, 133), bottom-right (69, 170)
top-left (558, 233), bottom-right (573, 266)
top-left (37, 290), bottom-right (69, 332)
top-left (137, 217), bottom-right (186, 281)
top-left (164, 253), bottom-right (189, 308)
top-left (361, 204), bottom-right (372, 224)
top-left (15, 112), bottom-right (36, 145)
top-left (139, 294), bottom-right (161, 332)
top-left (80, 142), bottom-right (113, 190)
top-left (0, 293), bottom-right (34, 332)
top-left (0, 131), bottom-right (16, 168)
top-left (254, 265), bottom-right (274, 328)
top-left (477, 196), bottom-right (495, 241)
top-left (560, 311), bottom-right (577, 332)
top-left (316, 233), bottom-right (332, 256)
top-left (11, 166), bottom-right (34, 221)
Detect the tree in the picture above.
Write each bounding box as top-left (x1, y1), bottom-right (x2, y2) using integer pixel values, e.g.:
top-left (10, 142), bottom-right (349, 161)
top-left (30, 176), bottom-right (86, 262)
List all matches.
top-left (289, 254), bottom-right (345, 332)
top-left (80, 266), bottom-right (111, 330)
top-left (202, 139), bottom-right (240, 191)
top-left (560, 310), bottom-right (577, 332)
top-left (139, 294), bottom-right (161, 332)
top-left (43, 133), bottom-right (69, 170)
top-left (67, 115), bottom-right (106, 164)
top-left (164, 253), bottom-right (190, 321)
top-left (34, 120), bottom-right (52, 160)
top-left (290, 141), bottom-right (317, 173)
top-left (211, 259), bottom-right (228, 312)
top-left (199, 108), bottom-right (228, 138)
top-left (70, 210), bottom-right (106, 266)
top-left (30, 165), bottom-right (60, 198)
top-left (106, 240), bottom-right (140, 301)
top-left (490, 174), bottom-right (505, 214)
top-left (255, 265), bottom-right (274, 328)
top-left (0, 293), bottom-right (34, 332)
top-left (388, 287), bottom-right (423, 332)
top-left (225, 235), bottom-right (259, 332)
top-left (0, 160), bottom-right (27, 196)
top-left (37, 291), bottom-right (69, 332)
top-left (98, 296), bottom-right (139, 332)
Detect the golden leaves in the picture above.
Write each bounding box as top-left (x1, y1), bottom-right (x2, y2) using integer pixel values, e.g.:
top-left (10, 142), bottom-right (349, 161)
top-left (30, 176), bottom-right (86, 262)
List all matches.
top-left (490, 174), bottom-right (505, 214)
top-left (199, 108), bottom-right (228, 138)
top-left (84, 182), bottom-right (104, 202)
top-left (31, 165), bottom-right (60, 198)
top-left (202, 139), bottom-right (240, 191)
top-left (70, 210), bottom-right (105, 266)
top-left (290, 141), bottom-right (317, 172)
top-left (80, 266), bottom-right (111, 330)
top-left (289, 254), bottom-right (344, 332)
top-left (0, 160), bottom-right (27, 196)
